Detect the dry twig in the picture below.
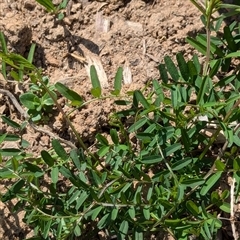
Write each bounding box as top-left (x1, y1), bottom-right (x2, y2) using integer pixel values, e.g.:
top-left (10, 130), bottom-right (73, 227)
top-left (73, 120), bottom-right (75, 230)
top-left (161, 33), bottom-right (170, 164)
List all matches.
top-left (0, 88), bottom-right (76, 149)
top-left (230, 177), bottom-right (237, 240)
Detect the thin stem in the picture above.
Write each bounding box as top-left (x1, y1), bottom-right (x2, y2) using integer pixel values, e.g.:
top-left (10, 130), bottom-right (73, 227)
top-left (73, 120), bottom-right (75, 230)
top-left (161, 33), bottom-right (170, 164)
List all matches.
top-left (203, 0), bottom-right (222, 75)
top-left (203, 21), bottom-right (211, 76)
top-left (203, 0), bottom-right (213, 76)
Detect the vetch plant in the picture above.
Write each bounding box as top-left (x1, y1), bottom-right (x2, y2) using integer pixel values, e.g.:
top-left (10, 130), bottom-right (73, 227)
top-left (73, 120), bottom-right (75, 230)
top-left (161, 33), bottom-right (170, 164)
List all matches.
top-left (19, 76), bottom-right (57, 122)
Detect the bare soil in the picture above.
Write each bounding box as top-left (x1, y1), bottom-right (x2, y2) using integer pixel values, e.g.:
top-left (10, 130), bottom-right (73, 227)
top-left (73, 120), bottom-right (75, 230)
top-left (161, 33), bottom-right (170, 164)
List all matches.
top-left (0, 0), bottom-right (203, 151)
top-left (0, 0), bottom-right (236, 239)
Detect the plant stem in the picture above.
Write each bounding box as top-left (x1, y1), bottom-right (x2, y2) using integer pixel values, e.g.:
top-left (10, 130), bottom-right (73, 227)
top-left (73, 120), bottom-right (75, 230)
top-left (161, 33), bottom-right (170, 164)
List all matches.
top-left (203, 0), bottom-right (213, 76)
top-left (203, 21), bottom-right (211, 76)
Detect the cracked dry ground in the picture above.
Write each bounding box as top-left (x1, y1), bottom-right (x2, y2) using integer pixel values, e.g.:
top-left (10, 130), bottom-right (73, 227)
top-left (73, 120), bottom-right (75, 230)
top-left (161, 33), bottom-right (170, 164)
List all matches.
top-left (0, 0), bottom-right (228, 239)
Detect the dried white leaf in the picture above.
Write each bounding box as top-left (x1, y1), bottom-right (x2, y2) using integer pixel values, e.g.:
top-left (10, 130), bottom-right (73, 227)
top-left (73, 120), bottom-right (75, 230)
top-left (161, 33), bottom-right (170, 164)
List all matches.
top-left (85, 55), bottom-right (108, 88)
top-left (95, 11), bottom-right (110, 33)
top-left (123, 62), bottom-right (132, 85)
top-left (79, 44), bottom-right (109, 88)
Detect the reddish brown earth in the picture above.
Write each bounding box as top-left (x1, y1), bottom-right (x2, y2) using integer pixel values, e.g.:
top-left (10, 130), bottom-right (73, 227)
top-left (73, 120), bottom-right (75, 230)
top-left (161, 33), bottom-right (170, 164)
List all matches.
top-left (0, 0), bottom-right (235, 239)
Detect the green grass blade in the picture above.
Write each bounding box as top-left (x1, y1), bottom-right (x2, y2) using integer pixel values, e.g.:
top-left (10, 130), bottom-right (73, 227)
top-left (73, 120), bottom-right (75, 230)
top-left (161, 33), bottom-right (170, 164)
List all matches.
top-left (27, 43), bottom-right (36, 64)
top-left (0, 32), bottom-right (8, 79)
top-left (0, 52), bottom-right (35, 70)
top-left (35, 0), bottom-right (56, 12)
top-left (43, 219), bottom-right (52, 239)
top-left (0, 32), bottom-right (7, 53)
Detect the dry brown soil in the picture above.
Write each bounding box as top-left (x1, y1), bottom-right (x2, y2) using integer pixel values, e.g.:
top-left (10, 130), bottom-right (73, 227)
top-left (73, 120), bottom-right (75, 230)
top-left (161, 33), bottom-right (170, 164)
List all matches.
top-left (0, 0), bottom-right (236, 239)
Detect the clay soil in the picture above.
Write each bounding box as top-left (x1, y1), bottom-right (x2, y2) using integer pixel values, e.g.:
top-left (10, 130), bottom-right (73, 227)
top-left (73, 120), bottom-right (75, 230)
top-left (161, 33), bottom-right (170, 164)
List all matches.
top-left (0, 0), bottom-right (235, 239)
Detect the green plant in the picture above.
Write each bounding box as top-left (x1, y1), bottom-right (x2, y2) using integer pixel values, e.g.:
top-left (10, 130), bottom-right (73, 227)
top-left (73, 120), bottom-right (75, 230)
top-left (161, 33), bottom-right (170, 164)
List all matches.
top-left (0, 0), bottom-right (240, 239)
top-left (20, 76), bottom-right (57, 122)
top-left (35, 0), bottom-right (69, 20)
top-left (0, 36), bottom-right (56, 122)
